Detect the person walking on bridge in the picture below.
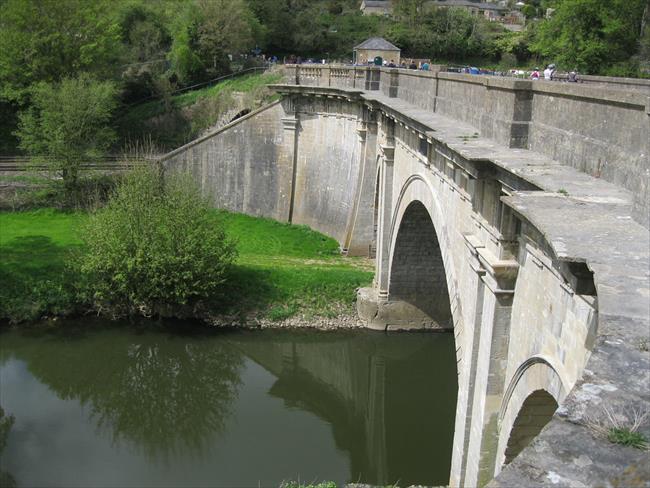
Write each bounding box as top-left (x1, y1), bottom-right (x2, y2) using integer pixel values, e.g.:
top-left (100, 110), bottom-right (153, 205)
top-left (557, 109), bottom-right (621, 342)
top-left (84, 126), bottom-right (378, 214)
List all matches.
top-left (543, 64), bottom-right (556, 80)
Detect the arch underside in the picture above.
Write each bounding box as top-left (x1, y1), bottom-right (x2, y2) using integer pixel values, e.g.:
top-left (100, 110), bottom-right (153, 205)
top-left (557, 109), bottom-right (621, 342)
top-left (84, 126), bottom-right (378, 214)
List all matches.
top-left (503, 389), bottom-right (558, 464)
top-left (388, 200), bottom-right (452, 329)
top-left (494, 359), bottom-right (567, 477)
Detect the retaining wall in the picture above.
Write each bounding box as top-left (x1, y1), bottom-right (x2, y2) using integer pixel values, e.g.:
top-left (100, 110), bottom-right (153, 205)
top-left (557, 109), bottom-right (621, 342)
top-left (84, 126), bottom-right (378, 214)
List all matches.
top-left (160, 98), bottom-right (368, 249)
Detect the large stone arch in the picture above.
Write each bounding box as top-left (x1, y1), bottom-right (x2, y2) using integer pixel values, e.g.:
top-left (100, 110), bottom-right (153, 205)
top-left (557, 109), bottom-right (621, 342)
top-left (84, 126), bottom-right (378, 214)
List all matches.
top-left (386, 175), bottom-right (464, 337)
top-left (494, 357), bottom-right (568, 477)
top-left (388, 200), bottom-right (452, 328)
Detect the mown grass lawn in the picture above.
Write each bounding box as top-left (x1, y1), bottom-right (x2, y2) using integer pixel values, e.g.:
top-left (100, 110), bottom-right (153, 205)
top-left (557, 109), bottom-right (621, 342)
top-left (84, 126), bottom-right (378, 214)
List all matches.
top-left (0, 209), bottom-right (373, 324)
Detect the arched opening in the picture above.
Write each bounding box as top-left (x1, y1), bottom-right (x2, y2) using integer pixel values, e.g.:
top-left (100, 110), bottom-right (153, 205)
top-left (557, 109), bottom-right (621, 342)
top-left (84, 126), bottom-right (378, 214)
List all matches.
top-left (388, 200), bottom-right (452, 329)
top-left (229, 108), bottom-right (250, 123)
top-left (503, 389), bottom-right (558, 464)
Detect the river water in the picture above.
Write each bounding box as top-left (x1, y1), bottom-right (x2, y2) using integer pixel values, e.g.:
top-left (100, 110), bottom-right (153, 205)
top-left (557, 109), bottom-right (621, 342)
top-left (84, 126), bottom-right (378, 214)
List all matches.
top-left (0, 323), bottom-right (457, 487)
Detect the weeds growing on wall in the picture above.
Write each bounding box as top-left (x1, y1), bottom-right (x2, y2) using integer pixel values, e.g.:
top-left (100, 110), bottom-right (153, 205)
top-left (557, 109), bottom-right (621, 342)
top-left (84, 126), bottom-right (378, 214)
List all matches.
top-left (607, 428), bottom-right (648, 450)
top-left (587, 404), bottom-right (649, 451)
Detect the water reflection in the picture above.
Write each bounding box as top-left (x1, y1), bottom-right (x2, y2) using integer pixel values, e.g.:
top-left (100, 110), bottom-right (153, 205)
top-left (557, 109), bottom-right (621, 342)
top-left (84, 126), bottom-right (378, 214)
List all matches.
top-left (233, 331), bottom-right (458, 485)
top-left (0, 324), bottom-right (457, 486)
top-left (0, 407), bottom-right (16, 487)
top-left (0, 325), bottom-right (244, 460)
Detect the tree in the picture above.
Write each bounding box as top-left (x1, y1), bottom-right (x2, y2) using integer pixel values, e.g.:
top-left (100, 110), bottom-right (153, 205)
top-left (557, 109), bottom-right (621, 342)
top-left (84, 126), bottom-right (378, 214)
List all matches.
top-left (79, 165), bottom-right (237, 318)
top-left (15, 75), bottom-right (118, 199)
top-left (0, 0), bottom-right (121, 104)
top-left (117, 2), bottom-right (173, 103)
top-left (168, 0), bottom-right (259, 83)
top-left (530, 0), bottom-right (647, 74)
top-left (394, 0), bottom-right (426, 28)
top-left (639, 2), bottom-right (650, 72)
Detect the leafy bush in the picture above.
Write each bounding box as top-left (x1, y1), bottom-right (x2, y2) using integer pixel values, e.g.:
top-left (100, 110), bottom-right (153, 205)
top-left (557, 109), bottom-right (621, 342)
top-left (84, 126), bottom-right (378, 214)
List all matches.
top-left (79, 164), bottom-right (236, 318)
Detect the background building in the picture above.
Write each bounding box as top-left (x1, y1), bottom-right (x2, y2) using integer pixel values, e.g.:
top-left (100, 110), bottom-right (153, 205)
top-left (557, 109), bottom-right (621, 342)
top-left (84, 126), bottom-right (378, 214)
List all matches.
top-left (360, 0), bottom-right (393, 16)
top-left (354, 37), bottom-right (401, 65)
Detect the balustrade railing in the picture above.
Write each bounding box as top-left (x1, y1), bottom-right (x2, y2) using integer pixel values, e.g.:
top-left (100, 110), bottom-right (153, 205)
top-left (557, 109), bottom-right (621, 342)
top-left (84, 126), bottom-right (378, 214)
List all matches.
top-left (283, 63), bottom-right (650, 95)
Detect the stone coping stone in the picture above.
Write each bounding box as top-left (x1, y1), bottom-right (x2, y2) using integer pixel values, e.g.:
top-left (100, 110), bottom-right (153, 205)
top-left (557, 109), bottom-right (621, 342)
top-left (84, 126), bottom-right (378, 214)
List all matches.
top-left (272, 83), bottom-right (650, 486)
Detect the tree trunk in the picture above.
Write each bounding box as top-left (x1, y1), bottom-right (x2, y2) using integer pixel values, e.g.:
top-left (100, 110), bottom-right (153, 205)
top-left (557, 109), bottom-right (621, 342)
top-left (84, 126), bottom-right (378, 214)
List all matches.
top-left (62, 164), bottom-right (79, 207)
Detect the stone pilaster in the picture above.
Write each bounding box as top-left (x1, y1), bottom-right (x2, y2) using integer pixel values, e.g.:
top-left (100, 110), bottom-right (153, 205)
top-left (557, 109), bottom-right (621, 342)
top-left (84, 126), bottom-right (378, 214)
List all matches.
top-left (451, 233), bottom-right (487, 487)
top-left (375, 143), bottom-right (395, 298)
top-left (280, 102), bottom-right (300, 223)
top-left (343, 109), bottom-right (379, 256)
top-left (463, 247), bottom-right (518, 488)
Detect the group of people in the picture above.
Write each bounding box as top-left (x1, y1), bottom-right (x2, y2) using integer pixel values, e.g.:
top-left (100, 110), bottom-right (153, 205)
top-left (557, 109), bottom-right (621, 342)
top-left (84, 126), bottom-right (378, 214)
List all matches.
top-left (378, 60), bottom-right (430, 70)
top-left (530, 64), bottom-right (580, 82)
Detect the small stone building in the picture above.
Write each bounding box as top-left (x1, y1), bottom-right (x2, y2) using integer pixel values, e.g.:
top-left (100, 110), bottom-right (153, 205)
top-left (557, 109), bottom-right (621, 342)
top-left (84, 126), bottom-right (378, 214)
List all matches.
top-left (360, 0), bottom-right (393, 16)
top-left (354, 37), bottom-right (401, 65)
top-left (424, 0), bottom-right (507, 19)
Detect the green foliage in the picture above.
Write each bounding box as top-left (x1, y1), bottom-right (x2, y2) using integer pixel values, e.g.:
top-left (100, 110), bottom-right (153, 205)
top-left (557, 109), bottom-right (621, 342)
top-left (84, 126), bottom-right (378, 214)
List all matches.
top-left (15, 75), bottom-right (118, 200)
top-left (79, 165), bottom-right (237, 318)
top-left (393, 0), bottom-right (426, 27)
top-left (607, 428), bottom-right (648, 449)
top-left (530, 0), bottom-right (647, 74)
top-left (521, 5), bottom-right (536, 19)
top-left (490, 31), bottom-right (532, 64)
top-left (168, 0), bottom-right (259, 83)
top-left (117, 2), bottom-right (173, 103)
top-left (0, 207), bottom-right (372, 324)
top-left (0, 0), bottom-right (121, 104)
top-left (385, 7), bottom-right (495, 60)
top-left (118, 71), bottom-right (282, 150)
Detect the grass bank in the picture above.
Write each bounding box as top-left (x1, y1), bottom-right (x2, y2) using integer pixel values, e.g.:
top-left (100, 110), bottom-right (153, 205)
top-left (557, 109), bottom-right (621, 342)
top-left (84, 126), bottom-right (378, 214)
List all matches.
top-left (0, 209), bottom-right (373, 325)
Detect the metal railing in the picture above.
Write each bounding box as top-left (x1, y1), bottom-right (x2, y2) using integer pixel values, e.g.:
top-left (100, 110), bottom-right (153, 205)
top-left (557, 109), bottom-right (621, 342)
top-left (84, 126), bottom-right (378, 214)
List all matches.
top-left (0, 156), bottom-right (156, 172)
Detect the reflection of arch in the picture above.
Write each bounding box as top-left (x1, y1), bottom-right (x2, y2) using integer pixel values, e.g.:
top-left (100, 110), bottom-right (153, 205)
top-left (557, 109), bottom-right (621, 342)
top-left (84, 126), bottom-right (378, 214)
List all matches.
top-left (388, 200), bottom-right (452, 327)
top-left (495, 357), bottom-right (568, 475)
top-left (387, 175), bottom-right (463, 338)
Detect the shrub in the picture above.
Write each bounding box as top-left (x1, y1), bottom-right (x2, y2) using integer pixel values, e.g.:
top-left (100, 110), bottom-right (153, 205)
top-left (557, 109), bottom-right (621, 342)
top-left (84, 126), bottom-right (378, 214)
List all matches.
top-left (79, 164), bottom-right (236, 318)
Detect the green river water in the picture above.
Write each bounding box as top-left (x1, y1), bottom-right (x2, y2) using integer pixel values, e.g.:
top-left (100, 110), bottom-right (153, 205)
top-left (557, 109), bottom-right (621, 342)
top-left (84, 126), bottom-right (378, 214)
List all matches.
top-left (0, 322), bottom-right (457, 487)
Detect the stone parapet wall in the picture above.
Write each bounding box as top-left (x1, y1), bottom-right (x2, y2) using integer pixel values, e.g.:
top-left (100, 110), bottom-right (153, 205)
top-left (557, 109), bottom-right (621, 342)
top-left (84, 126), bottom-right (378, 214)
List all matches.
top-left (527, 82), bottom-right (649, 226)
top-left (553, 72), bottom-right (650, 92)
top-left (282, 65), bottom-right (650, 227)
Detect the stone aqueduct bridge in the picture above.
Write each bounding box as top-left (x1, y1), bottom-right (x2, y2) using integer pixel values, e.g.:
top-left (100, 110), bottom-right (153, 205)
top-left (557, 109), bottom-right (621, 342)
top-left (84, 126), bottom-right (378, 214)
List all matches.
top-left (161, 66), bottom-right (650, 486)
